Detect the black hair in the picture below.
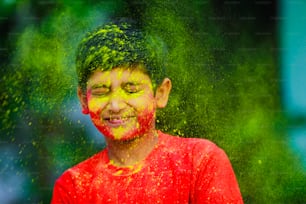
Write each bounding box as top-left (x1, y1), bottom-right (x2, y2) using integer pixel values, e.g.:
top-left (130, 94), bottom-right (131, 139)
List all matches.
top-left (76, 19), bottom-right (167, 91)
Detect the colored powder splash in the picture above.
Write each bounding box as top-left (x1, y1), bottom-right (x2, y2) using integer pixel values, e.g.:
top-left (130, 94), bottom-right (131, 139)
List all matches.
top-left (141, 0), bottom-right (306, 203)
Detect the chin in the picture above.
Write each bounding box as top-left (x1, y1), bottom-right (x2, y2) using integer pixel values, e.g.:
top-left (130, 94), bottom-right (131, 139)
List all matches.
top-left (96, 125), bottom-right (138, 141)
top-left (114, 134), bottom-right (141, 143)
top-left (110, 133), bottom-right (136, 141)
top-left (100, 125), bottom-right (154, 142)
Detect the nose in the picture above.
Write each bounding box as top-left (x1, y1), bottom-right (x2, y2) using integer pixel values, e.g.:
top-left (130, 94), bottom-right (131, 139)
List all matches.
top-left (107, 92), bottom-right (126, 113)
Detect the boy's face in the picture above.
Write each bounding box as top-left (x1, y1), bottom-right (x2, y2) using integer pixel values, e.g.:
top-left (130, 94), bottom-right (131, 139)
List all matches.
top-left (78, 66), bottom-right (171, 141)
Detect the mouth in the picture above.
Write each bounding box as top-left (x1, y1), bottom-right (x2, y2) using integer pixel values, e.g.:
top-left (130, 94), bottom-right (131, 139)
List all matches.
top-left (103, 116), bottom-right (135, 127)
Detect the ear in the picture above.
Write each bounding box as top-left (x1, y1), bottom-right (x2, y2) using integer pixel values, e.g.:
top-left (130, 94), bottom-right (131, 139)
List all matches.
top-left (77, 87), bottom-right (89, 114)
top-left (155, 78), bottom-right (172, 108)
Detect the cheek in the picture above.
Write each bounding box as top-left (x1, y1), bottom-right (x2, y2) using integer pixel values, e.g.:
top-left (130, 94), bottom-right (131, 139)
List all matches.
top-left (87, 103), bottom-right (103, 123)
top-left (133, 94), bottom-right (156, 122)
top-left (133, 93), bottom-right (155, 110)
top-left (87, 99), bottom-right (109, 127)
top-left (136, 102), bottom-right (156, 130)
top-left (87, 95), bottom-right (107, 112)
top-left (88, 106), bottom-right (114, 139)
top-left (138, 109), bottom-right (155, 125)
top-left (86, 95), bottom-right (115, 138)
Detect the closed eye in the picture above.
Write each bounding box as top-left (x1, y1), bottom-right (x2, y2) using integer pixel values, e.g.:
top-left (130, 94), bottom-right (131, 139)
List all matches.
top-left (123, 82), bottom-right (141, 94)
top-left (91, 84), bottom-right (110, 96)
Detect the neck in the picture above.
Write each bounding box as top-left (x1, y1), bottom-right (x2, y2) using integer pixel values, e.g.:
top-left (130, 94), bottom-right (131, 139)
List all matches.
top-left (105, 130), bottom-right (159, 167)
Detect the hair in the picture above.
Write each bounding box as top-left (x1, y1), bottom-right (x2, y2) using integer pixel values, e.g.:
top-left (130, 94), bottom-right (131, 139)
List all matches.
top-left (75, 19), bottom-right (167, 91)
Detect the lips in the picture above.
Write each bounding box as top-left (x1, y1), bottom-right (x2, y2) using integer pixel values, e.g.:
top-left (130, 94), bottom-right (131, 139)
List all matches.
top-left (103, 116), bottom-right (135, 127)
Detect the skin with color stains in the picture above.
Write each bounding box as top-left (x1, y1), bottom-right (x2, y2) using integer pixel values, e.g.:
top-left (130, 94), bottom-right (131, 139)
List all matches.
top-left (84, 67), bottom-right (156, 141)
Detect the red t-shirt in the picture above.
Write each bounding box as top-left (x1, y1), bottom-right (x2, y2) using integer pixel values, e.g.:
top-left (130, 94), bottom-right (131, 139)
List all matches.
top-left (51, 131), bottom-right (243, 203)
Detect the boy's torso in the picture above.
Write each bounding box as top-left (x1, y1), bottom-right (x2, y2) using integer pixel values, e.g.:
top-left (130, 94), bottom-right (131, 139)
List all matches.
top-left (52, 131), bottom-right (241, 203)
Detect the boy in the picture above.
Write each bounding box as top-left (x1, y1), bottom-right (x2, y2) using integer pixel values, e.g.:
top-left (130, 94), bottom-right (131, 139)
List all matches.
top-left (51, 20), bottom-right (243, 203)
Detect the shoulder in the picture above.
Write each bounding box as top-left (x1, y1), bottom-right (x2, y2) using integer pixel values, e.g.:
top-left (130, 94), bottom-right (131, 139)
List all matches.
top-left (55, 149), bottom-right (107, 183)
top-left (51, 149), bottom-right (108, 203)
top-left (156, 131), bottom-right (234, 178)
top-left (158, 130), bottom-right (221, 155)
top-left (157, 131), bottom-right (228, 165)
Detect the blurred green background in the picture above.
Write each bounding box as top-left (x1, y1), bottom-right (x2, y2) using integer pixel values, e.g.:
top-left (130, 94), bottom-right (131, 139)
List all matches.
top-left (1, 0), bottom-right (305, 203)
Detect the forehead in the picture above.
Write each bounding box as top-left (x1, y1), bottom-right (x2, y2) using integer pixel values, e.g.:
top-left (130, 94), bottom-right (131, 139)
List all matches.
top-left (87, 66), bottom-right (152, 85)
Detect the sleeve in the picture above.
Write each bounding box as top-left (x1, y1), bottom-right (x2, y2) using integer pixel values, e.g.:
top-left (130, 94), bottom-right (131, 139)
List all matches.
top-left (190, 142), bottom-right (244, 204)
top-left (51, 171), bottom-right (76, 204)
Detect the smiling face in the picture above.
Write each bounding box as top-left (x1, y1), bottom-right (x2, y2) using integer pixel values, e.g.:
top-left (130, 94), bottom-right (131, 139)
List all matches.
top-left (78, 65), bottom-right (172, 141)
